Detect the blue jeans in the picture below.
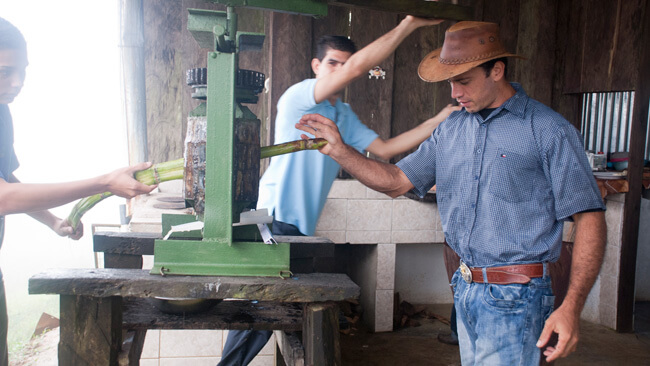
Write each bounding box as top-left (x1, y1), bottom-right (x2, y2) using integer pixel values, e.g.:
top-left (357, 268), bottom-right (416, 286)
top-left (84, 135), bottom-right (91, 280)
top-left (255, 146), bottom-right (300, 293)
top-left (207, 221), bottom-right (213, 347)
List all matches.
top-left (452, 266), bottom-right (555, 366)
top-left (218, 220), bottom-right (304, 366)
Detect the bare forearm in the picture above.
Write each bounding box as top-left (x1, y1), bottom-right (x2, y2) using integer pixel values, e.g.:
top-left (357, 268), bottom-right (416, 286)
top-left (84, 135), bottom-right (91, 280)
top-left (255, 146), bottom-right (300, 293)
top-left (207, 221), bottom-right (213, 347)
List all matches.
top-left (367, 104), bottom-right (459, 161)
top-left (315, 17), bottom-right (442, 103)
top-left (333, 144), bottom-right (413, 197)
top-left (562, 211), bottom-right (607, 314)
top-left (369, 121), bottom-right (436, 160)
top-left (0, 176), bottom-right (108, 215)
top-left (28, 209), bottom-right (59, 228)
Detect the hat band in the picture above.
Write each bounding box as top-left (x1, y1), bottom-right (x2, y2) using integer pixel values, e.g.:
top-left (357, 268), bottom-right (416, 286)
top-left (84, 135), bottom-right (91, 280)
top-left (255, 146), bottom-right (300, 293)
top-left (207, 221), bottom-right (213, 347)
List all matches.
top-left (438, 49), bottom-right (506, 65)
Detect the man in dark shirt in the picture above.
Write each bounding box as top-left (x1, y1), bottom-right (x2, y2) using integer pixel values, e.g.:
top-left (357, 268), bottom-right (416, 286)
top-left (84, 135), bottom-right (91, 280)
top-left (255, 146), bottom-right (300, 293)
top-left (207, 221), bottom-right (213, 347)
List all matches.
top-left (0, 17), bottom-right (157, 366)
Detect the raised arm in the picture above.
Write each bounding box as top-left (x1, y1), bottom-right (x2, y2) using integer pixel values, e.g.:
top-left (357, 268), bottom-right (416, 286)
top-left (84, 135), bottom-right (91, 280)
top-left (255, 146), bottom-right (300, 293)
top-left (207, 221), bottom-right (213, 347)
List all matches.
top-left (296, 113), bottom-right (414, 197)
top-left (313, 16), bottom-right (443, 104)
top-left (366, 104), bottom-right (460, 160)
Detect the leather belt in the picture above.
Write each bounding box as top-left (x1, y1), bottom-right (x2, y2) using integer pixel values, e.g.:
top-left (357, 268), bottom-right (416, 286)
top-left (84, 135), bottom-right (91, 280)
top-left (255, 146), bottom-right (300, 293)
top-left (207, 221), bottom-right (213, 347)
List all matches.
top-left (459, 262), bottom-right (544, 285)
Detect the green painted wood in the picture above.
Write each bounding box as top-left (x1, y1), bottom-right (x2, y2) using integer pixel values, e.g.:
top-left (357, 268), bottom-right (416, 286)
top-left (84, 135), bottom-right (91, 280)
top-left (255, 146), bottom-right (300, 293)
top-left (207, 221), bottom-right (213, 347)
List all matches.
top-left (328, 0), bottom-right (473, 20)
top-left (205, 0), bottom-right (328, 16)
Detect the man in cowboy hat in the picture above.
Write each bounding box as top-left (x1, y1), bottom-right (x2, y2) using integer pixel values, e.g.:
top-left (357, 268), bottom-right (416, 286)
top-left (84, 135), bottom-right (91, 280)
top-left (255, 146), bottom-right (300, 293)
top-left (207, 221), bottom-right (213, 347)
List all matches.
top-left (296, 21), bottom-right (606, 365)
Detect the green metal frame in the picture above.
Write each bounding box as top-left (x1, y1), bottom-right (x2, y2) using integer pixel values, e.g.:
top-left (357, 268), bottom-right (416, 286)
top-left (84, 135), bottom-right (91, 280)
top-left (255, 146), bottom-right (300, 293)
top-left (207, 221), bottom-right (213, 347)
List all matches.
top-left (151, 7), bottom-right (290, 277)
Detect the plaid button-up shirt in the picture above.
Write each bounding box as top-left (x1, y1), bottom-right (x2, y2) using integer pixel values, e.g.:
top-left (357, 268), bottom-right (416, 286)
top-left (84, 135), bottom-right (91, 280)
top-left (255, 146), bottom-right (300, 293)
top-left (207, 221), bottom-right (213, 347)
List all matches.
top-left (397, 83), bottom-right (605, 267)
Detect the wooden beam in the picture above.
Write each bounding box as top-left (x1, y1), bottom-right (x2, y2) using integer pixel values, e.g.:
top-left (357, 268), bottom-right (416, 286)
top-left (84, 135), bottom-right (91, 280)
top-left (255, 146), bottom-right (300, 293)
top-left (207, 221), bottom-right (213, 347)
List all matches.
top-left (328, 0), bottom-right (474, 20)
top-left (617, 0), bottom-right (650, 333)
top-left (302, 302), bottom-right (340, 366)
top-left (58, 295), bottom-right (123, 365)
top-left (275, 331), bottom-right (305, 366)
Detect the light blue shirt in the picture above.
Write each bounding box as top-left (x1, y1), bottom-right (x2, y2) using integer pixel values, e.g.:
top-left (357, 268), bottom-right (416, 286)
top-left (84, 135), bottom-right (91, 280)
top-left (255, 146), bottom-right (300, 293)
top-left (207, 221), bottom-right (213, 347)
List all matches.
top-left (258, 79), bottom-right (378, 235)
top-left (397, 84), bottom-right (605, 267)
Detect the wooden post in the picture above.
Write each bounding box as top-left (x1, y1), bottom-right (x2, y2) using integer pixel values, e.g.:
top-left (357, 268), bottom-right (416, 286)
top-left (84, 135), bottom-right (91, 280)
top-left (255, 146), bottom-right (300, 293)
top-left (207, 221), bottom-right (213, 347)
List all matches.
top-left (302, 302), bottom-right (340, 366)
top-left (617, 0), bottom-right (650, 333)
top-left (58, 295), bottom-right (123, 366)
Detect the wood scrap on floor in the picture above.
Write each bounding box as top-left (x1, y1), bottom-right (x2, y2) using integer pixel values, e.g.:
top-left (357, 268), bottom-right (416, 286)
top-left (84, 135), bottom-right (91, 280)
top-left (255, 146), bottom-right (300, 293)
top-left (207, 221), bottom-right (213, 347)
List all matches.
top-left (393, 292), bottom-right (450, 330)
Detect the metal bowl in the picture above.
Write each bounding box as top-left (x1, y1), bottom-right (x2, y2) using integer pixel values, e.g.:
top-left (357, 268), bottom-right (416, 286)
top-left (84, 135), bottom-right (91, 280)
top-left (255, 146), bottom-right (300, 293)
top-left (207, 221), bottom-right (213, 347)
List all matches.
top-left (147, 297), bottom-right (221, 314)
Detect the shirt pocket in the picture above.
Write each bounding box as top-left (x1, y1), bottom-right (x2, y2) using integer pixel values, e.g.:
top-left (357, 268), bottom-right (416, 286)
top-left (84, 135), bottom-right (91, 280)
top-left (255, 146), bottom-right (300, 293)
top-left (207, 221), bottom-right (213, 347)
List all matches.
top-left (488, 148), bottom-right (536, 203)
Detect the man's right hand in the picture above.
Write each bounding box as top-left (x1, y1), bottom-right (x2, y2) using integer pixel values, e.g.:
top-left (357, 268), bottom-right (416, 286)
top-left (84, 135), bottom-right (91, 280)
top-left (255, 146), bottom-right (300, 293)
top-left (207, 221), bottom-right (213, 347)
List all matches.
top-left (402, 15), bottom-right (445, 30)
top-left (105, 162), bottom-right (158, 198)
top-left (296, 113), bottom-right (348, 159)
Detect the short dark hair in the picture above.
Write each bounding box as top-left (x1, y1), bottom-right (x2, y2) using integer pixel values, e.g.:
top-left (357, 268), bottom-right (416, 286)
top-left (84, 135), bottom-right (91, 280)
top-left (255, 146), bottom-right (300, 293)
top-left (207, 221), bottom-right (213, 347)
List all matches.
top-left (315, 35), bottom-right (357, 61)
top-left (478, 57), bottom-right (508, 78)
top-left (0, 17), bottom-right (26, 51)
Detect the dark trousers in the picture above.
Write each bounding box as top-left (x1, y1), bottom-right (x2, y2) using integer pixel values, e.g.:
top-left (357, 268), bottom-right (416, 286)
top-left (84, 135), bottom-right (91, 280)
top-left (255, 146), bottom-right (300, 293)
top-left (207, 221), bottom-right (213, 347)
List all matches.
top-left (218, 220), bottom-right (304, 366)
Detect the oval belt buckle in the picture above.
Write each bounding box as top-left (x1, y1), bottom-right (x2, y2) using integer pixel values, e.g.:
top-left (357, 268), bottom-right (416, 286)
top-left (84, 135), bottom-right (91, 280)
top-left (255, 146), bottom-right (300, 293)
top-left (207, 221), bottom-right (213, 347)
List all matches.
top-left (460, 262), bottom-right (472, 284)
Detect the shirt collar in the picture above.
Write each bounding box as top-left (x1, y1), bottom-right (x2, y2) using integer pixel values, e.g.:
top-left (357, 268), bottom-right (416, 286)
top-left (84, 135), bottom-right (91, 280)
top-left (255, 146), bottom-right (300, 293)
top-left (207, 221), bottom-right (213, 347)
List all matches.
top-left (500, 82), bottom-right (528, 119)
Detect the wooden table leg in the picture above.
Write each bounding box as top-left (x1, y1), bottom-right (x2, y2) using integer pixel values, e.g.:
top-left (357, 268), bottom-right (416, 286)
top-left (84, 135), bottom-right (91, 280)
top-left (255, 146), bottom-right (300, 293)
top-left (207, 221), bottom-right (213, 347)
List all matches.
top-left (58, 295), bottom-right (123, 366)
top-left (119, 329), bottom-right (147, 366)
top-left (302, 302), bottom-right (340, 366)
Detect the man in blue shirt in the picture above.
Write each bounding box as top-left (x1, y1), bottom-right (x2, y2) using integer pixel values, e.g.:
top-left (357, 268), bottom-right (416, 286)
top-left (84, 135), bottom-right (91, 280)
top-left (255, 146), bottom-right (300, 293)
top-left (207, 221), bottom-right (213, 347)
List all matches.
top-left (0, 17), bottom-right (157, 366)
top-left (219, 16), bottom-right (460, 365)
top-left (297, 21), bottom-right (606, 365)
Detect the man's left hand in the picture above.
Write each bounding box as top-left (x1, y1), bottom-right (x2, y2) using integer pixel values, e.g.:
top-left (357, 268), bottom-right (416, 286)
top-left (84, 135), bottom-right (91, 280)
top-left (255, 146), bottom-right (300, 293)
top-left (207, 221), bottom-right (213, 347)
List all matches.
top-left (537, 305), bottom-right (580, 362)
top-left (52, 217), bottom-right (83, 240)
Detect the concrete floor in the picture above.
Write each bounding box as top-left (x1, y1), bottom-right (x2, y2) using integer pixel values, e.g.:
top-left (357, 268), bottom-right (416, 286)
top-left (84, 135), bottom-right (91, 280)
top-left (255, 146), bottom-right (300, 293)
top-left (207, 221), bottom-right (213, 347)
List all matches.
top-left (341, 302), bottom-right (650, 366)
top-left (11, 303), bottom-right (650, 365)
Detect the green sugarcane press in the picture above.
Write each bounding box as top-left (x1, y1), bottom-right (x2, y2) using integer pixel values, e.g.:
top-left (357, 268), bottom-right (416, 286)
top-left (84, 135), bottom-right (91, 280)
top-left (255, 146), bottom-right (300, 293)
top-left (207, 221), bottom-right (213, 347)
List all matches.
top-left (151, 2), bottom-right (329, 277)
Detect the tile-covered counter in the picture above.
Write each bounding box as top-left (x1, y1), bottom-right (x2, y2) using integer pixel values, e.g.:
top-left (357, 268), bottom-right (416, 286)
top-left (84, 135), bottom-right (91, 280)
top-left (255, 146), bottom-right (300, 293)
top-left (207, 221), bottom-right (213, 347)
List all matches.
top-left (315, 179), bottom-right (450, 332)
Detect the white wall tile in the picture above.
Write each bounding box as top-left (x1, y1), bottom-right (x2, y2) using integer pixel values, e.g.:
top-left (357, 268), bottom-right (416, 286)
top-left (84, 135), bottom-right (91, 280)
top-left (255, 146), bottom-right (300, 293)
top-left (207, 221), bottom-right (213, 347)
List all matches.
top-left (365, 188), bottom-right (393, 200)
top-left (374, 290), bottom-right (394, 332)
top-left (376, 244), bottom-right (396, 290)
top-left (316, 199), bottom-right (347, 231)
top-left (314, 230), bottom-right (346, 243)
top-left (160, 357), bottom-right (220, 366)
top-left (248, 355), bottom-right (275, 365)
top-left (140, 359), bottom-right (159, 366)
top-left (159, 329), bottom-right (222, 358)
top-left (328, 180), bottom-right (367, 198)
top-left (346, 230), bottom-right (392, 244)
top-left (392, 200), bottom-right (438, 231)
top-left (391, 230), bottom-right (438, 244)
top-left (141, 330), bottom-right (160, 359)
top-left (347, 200), bottom-right (392, 231)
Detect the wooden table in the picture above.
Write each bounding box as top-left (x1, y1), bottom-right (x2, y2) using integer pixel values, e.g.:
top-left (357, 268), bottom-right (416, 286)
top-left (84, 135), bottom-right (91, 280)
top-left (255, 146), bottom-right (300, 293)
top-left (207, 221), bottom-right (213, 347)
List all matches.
top-left (29, 231), bottom-right (358, 366)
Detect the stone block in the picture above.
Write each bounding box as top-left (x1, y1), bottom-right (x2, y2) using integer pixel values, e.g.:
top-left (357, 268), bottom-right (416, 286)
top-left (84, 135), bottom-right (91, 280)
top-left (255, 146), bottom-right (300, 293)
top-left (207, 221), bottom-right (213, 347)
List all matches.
top-left (374, 290), bottom-right (394, 332)
top-left (376, 244), bottom-right (396, 290)
top-left (316, 199), bottom-right (347, 231)
top-left (347, 200), bottom-right (392, 231)
top-left (392, 200), bottom-right (438, 231)
top-left (328, 179), bottom-right (367, 199)
top-left (346, 230), bottom-right (392, 244)
top-left (391, 230), bottom-right (438, 244)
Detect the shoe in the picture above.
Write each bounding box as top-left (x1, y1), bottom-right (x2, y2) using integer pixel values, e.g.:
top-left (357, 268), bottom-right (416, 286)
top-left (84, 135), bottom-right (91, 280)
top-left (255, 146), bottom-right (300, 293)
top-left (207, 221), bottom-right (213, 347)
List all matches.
top-left (437, 332), bottom-right (459, 345)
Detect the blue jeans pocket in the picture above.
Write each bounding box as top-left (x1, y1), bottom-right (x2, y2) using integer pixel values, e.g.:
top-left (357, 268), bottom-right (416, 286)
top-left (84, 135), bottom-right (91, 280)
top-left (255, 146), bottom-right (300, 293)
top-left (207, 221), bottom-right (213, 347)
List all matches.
top-left (542, 294), bottom-right (555, 319)
top-left (483, 283), bottom-right (529, 313)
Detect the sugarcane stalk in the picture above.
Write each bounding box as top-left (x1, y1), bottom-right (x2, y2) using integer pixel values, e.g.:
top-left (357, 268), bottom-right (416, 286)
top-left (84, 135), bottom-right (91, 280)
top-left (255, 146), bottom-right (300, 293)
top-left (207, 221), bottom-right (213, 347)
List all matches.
top-left (66, 159), bottom-right (185, 229)
top-left (66, 140), bottom-right (326, 229)
top-left (260, 138), bottom-right (328, 159)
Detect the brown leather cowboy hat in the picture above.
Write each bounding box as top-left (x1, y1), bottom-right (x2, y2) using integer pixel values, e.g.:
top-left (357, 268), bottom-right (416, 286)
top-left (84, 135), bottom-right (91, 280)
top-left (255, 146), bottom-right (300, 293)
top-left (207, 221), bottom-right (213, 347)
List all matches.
top-left (418, 21), bottom-right (523, 83)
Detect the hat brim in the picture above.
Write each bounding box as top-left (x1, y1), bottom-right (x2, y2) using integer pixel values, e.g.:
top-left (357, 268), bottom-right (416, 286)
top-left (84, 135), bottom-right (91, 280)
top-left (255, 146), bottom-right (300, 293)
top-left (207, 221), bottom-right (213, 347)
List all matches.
top-left (418, 48), bottom-right (523, 83)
